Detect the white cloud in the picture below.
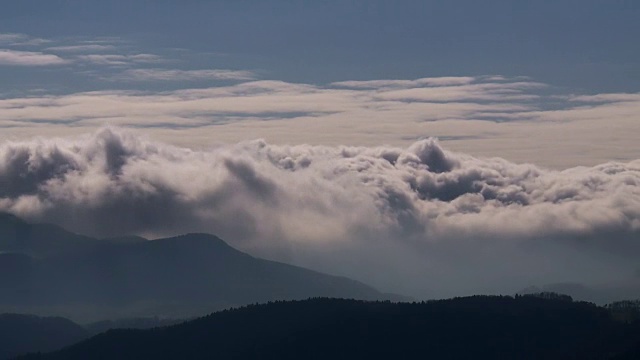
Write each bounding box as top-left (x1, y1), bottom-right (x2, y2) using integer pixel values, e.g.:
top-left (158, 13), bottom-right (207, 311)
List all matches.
top-left (115, 68), bottom-right (256, 81)
top-left (569, 93), bottom-right (640, 103)
top-left (0, 49), bottom-right (68, 66)
top-left (46, 44), bottom-right (117, 53)
top-left (372, 81), bottom-right (544, 102)
top-left (0, 33), bottom-right (50, 46)
top-left (0, 76), bottom-right (637, 168)
top-left (0, 34), bottom-right (28, 44)
top-left (78, 53), bottom-right (163, 66)
top-left (0, 128), bottom-right (638, 297)
top-left (332, 77), bottom-right (476, 88)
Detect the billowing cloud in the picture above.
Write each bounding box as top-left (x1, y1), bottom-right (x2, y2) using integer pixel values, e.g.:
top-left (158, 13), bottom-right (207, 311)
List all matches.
top-left (1, 129), bottom-right (638, 298)
top-left (0, 49), bottom-right (67, 66)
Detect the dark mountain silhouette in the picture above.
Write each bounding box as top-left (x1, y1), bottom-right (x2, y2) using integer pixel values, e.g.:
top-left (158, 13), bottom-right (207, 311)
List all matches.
top-left (0, 313), bottom-right (187, 359)
top-left (0, 214), bottom-right (396, 321)
top-left (0, 314), bottom-right (88, 360)
top-left (16, 296), bottom-right (640, 360)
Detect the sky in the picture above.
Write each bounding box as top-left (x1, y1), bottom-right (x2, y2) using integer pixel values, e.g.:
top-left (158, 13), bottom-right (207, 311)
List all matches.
top-left (0, 0), bottom-right (639, 299)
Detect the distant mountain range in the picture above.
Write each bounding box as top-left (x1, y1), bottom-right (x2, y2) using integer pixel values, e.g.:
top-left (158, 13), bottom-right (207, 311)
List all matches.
top-left (4, 213), bottom-right (640, 359)
top-left (518, 282), bottom-right (640, 306)
top-left (0, 313), bottom-right (187, 360)
top-left (15, 296), bottom-right (640, 360)
top-left (0, 213), bottom-right (400, 321)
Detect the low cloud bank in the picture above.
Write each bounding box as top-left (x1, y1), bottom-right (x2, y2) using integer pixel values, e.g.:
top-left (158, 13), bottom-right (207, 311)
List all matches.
top-left (1, 129), bottom-right (638, 298)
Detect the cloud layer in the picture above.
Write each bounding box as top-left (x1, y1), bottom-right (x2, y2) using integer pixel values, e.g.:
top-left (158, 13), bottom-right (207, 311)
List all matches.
top-left (1, 129), bottom-right (638, 297)
top-left (1, 76), bottom-right (638, 168)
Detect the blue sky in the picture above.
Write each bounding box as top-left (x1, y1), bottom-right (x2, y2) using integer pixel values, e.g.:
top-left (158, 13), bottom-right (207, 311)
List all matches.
top-left (2, 0), bottom-right (639, 92)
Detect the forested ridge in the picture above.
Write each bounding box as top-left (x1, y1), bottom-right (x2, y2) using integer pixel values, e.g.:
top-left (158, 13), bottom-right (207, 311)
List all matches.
top-left (17, 295), bottom-right (640, 360)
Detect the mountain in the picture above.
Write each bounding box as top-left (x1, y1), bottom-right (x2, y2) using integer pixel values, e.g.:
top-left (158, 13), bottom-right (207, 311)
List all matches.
top-left (0, 214), bottom-right (394, 321)
top-left (0, 213), bottom-right (145, 258)
top-left (84, 317), bottom-right (185, 336)
top-left (0, 313), bottom-right (188, 359)
top-left (518, 282), bottom-right (640, 305)
top-left (16, 296), bottom-right (640, 360)
top-left (0, 314), bottom-right (88, 360)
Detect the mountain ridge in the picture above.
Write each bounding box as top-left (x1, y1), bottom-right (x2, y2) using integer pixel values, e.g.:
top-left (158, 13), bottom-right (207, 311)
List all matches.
top-left (0, 213), bottom-right (400, 322)
top-left (15, 296), bottom-right (640, 360)
top-left (0, 313), bottom-right (88, 360)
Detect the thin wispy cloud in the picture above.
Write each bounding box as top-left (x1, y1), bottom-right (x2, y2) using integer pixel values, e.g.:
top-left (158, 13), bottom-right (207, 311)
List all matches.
top-left (46, 44), bottom-right (117, 53)
top-left (371, 81), bottom-right (545, 102)
top-left (78, 53), bottom-right (163, 66)
top-left (115, 68), bottom-right (256, 82)
top-left (332, 77), bottom-right (476, 89)
top-left (0, 34), bottom-right (28, 44)
top-left (0, 33), bottom-right (50, 47)
top-left (569, 93), bottom-right (640, 103)
top-left (0, 49), bottom-right (68, 66)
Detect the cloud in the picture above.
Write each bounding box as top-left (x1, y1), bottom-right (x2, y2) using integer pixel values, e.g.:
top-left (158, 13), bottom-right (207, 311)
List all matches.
top-left (114, 68), bottom-right (256, 82)
top-left (78, 54), bottom-right (163, 66)
top-left (46, 45), bottom-right (117, 53)
top-left (372, 81), bottom-right (544, 102)
top-left (0, 33), bottom-right (50, 47)
top-left (0, 34), bottom-right (30, 44)
top-left (0, 49), bottom-right (68, 66)
top-left (0, 128), bottom-right (638, 298)
top-left (569, 93), bottom-right (640, 103)
top-left (332, 77), bottom-right (476, 88)
top-left (0, 76), bottom-right (638, 168)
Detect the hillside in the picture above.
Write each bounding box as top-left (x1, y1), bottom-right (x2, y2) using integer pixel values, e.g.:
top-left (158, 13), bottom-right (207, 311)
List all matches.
top-left (0, 213), bottom-right (147, 258)
top-left (17, 296), bottom-right (640, 360)
top-left (0, 213), bottom-right (105, 258)
top-left (0, 214), bottom-right (393, 321)
top-left (0, 314), bottom-right (88, 360)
